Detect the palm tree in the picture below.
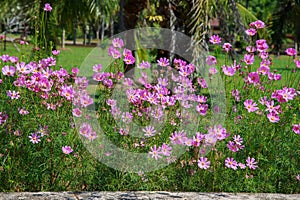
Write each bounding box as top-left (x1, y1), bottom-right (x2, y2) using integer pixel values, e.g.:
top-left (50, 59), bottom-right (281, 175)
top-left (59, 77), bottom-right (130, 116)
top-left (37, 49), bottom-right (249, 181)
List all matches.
top-left (270, 0), bottom-right (300, 53)
top-left (88, 0), bottom-right (119, 42)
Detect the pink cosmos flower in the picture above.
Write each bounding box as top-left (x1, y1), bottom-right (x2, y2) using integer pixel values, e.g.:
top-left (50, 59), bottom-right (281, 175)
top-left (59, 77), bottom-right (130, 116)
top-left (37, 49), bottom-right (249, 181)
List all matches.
top-left (267, 112), bottom-right (280, 123)
top-left (1, 55), bottom-right (10, 62)
top-left (249, 21), bottom-right (256, 27)
top-left (225, 157), bottom-right (238, 170)
top-left (72, 108), bottom-right (82, 117)
top-left (142, 126), bottom-right (156, 137)
top-left (179, 65), bottom-right (193, 77)
top-left (245, 28), bottom-right (257, 36)
top-left (108, 46), bottom-right (121, 59)
top-left (259, 96), bottom-right (269, 105)
top-left (116, 72), bottom-right (124, 81)
top-left (112, 38), bottom-right (124, 48)
top-left (246, 157), bottom-right (258, 169)
top-left (222, 43), bottom-right (232, 52)
top-left (184, 138), bottom-right (194, 147)
top-left (244, 54), bottom-right (254, 65)
top-left (239, 163), bottom-right (246, 169)
top-left (124, 55), bottom-right (135, 64)
top-left (119, 128), bottom-right (128, 136)
top-left (60, 85), bottom-right (74, 101)
top-left (7, 90), bottom-right (20, 99)
top-left (122, 112), bottom-right (133, 124)
top-left (233, 135), bottom-right (244, 145)
top-left (2, 65), bottom-right (16, 76)
top-left (246, 46), bottom-right (256, 53)
top-left (146, 92), bottom-right (159, 105)
top-left (247, 72), bottom-right (260, 84)
top-left (151, 106), bottom-right (164, 119)
top-left (138, 61), bottom-right (151, 69)
top-left (204, 133), bottom-right (217, 146)
top-left (18, 108), bottom-right (29, 115)
top-left (62, 146), bottom-right (73, 154)
top-left (232, 89), bottom-right (240, 101)
top-left (286, 48), bottom-right (297, 56)
top-left (158, 78), bottom-right (169, 87)
top-left (75, 77), bottom-right (89, 90)
top-left (257, 66), bottom-right (270, 75)
top-left (209, 35), bottom-right (222, 44)
top-left (244, 99), bottom-right (259, 113)
top-left (265, 101), bottom-right (281, 114)
top-left (123, 48), bottom-right (132, 57)
top-left (227, 135), bottom-right (245, 152)
top-left (222, 66), bottom-right (236, 76)
top-left (29, 133), bottom-right (41, 144)
top-left (292, 124), bottom-right (300, 134)
top-left (160, 143), bottom-right (172, 156)
top-left (148, 145), bottom-right (162, 160)
top-left (276, 87), bottom-right (296, 102)
top-left (207, 124), bottom-right (229, 141)
top-left (198, 157), bottom-right (210, 169)
top-left (268, 72), bottom-right (276, 81)
top-left (157, 57), bottom-right (170, 67)
top-left (196, 104), bottom-right (208, 116)
top-left (259, 52), bottom-right (269, 59)
top-left (195, 95), bottom-right (207, 103)
top-left (296, 174), bottom-right (300, 181)
top-left (294, 59), bottom-right (300, 68)
top-left (52, 50), bottom-right (60, 55)
top-left (93, 72), bottom-right (106, 82)
top-left (79, 94), bottom-right (93, 107)
top-left (173, 59), bottom-right (187, 70)
top-left (79, 123), bottom-right (97, 140)
top-left (170, 130), bottom-right (188, 145)
top-left (256, 39), bottom-right (269, 52)
top-left (93, 64), bottom-right (102, 72)
top-left (206, 55), bottom-right (217, 66)
top-left (44, 3), bottom-right (52, 12)
top-left (209, 67), bottom-right (218, 75)
top-left (192, 132), bottom-right (205, 147)
top-left (106, 99), bottom-right (117, 107)
top-left (254, 20), bottom-right (265, 29)
top-left (197, 77), bottom-right (208, 88)
top-left (0, 112), bottom-right (8, 124)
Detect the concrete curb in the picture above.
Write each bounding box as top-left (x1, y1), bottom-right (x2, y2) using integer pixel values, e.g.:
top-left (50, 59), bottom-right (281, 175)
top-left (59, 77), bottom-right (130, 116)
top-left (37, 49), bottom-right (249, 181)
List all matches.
top-left (0, 192), bottom-right (299, 200)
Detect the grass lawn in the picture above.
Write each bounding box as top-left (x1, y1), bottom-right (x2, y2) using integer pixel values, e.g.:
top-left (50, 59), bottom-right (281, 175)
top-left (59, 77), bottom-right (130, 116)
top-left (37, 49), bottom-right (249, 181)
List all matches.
top-left (0, 42), bottom-right (96, 71)
top-left (56, 46), bottom-right (95, 69)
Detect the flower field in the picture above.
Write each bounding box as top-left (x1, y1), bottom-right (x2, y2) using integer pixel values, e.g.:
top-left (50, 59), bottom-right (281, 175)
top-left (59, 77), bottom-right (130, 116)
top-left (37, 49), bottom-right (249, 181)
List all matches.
top-left (0, 18), bottom-right (299, 193)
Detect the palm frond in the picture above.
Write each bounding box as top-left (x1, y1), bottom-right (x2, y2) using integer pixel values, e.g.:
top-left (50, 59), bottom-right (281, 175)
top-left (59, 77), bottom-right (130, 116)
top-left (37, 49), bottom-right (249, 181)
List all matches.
top-left (236, 3), bottom-right (258, 25)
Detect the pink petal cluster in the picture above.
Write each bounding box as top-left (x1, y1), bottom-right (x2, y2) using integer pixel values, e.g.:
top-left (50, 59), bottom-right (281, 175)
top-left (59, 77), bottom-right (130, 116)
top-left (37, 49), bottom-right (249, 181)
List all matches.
top-left (209, 35), bottom-right (222, 44)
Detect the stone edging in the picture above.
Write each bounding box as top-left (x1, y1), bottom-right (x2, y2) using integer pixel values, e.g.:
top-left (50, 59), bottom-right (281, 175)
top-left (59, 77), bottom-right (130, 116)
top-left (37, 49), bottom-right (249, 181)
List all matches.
top-left (0, 192), bottom-right (299, 200)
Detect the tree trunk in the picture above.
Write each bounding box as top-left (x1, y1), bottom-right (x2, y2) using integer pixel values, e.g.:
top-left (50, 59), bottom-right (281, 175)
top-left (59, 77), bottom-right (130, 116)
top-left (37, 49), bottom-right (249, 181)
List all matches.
top-left (83, 27), bottom-right (87, 46)
top-left (110, 16), bottom-right (114, 37)
top-left (73, 21), bottom-right (77, 45)
top-left (88, 27), bottom-right (91, 45)
top-left (168, 0), bottom-right (176, 63)
top-left (101, 15), bottom-right (105, 41)
top-left (119, 0), bottom-right (125, 32)
top-left (73, 28), bottom-right (77, 45)
top-left (62, 27), bottom-right (65, 49)
top-left (96, 23), bottom-right (100, 40)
